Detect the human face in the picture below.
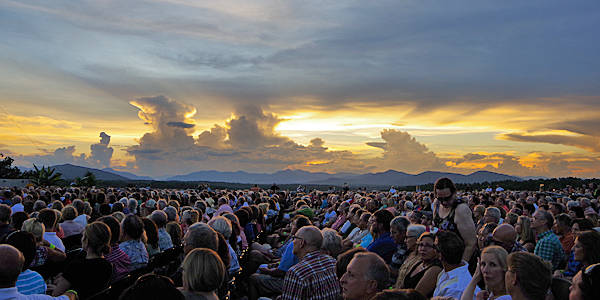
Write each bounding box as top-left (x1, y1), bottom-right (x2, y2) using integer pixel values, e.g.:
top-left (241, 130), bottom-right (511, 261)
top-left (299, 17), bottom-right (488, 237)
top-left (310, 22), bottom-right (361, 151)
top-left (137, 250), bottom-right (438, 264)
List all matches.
top-left (483, 213), bottom-right (496, 224)
top-left (340, 257), bottom-right (372, 300)
top-left (481, 252), bottom-right (505, 291)
top-left (417, 237), bottom-right (438, 261)
top-left (368, 215), bottom-right (377, 233)
top-left (504, 267), bottom-right (516, 296)
top-left (531, 212), bottom-right (545, 231)
top-left (573, 238), bottom-right (584, 262)
top-left (359, 215), bottom-right (369, 230)
top-left (292, 233), bottom-right (305, 256)
top-left (514, 220), bottom-right (522, 234)
top-left (569, 271), bottom-right (584, 300)
top-left (436, 188), bottom-right (455, 208)
top-left (405, 232), bottom-right (419, 251)
top-left (572, 223), bottom-right (581, 234)
top-left (391, 226), bottom-right (406, 244)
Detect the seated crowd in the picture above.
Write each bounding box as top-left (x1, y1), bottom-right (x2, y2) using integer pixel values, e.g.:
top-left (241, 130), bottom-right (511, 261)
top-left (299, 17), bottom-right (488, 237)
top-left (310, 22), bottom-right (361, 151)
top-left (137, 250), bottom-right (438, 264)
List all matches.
top-left (0, 178), bottom-right (599, 300)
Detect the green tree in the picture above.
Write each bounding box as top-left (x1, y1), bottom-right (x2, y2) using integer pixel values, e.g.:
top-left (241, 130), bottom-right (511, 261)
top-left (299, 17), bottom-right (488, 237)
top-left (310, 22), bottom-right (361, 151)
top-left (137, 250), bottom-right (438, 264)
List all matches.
top-left (0, 153), bottom-right (22, 178)
top-left (75, 171), bottom-right (97, 187)
top-left (29, 164), bottom-right (63, 186)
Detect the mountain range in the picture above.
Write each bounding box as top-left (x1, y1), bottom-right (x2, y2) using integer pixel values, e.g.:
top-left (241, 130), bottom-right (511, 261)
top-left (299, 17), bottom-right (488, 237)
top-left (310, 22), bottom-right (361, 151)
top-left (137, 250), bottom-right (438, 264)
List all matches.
top-left (46, 164), bottom-right (521, 187)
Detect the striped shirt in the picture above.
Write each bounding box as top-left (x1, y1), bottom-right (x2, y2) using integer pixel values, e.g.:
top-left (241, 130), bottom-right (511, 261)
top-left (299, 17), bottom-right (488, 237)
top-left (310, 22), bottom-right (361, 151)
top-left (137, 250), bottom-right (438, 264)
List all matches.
top-left (281, 251), bottom-right (341, 300)
top-left (106, 244), bottom-right (131, 280)
top-left (16, 269), bottom-right (46, 295)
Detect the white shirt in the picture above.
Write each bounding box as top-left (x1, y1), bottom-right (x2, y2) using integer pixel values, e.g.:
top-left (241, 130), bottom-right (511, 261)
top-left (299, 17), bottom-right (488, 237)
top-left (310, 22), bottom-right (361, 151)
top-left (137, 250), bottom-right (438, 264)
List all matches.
top-left (433, 262), bottom-right (479, 300)
top-left (43, 232), bottom-right (65, 252)
top-left (73, 214), bottom-right (88, 228)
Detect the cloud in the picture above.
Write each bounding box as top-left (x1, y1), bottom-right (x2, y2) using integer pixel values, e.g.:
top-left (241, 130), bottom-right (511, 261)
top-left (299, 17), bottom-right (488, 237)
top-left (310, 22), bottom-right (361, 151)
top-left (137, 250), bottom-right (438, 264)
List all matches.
top-left (167, 122), bottom-right (195, 129)
top-left (88, 132), bottom-right (114, 168)
top-left (502, 133), bottom-right (600, 153)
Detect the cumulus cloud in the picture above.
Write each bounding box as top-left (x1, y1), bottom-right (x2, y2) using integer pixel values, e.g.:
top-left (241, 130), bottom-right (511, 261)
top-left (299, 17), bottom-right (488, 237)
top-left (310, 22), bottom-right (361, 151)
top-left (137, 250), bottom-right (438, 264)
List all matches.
top-left (88, 132), bottom-right (114, 168)
top-left (502, 133), bottom-right (600, 153)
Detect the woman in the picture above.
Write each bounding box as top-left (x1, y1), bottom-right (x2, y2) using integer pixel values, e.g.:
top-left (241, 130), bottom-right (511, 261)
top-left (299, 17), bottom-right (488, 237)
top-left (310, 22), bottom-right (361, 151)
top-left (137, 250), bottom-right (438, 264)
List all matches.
top-left (167, 221), bottom-right (183, 247)
top-left (52, 222), bottom-right (113, 299)
top-left (461, 246), bottom-right (510, 300)
top-left (179, 248), bottom-right (225, 300)
top-left (4, 231), bottom-right (47, 295)
top-left (98, 216), bottom-right (131, 281)
top-left (390, 216), bottom-right (410, 277)
top-left (60, 206), bottom-right (84, 238)
top-left (398, 232), bottom-right (442, 298)
top-left (562, 230), bottom-right (600, 278)
top-left (570, 263), bottom-right (600, 300)
top-left (394, 225), bottom-right (427, 289)
top-left (21, 218), bottom-right (66, 268)
top-left (119, 214), bottom-right (149, 271)
top-left (515, 216), bottom-right (535, 252)
top-left (142, 217), bottom-right (160, 256)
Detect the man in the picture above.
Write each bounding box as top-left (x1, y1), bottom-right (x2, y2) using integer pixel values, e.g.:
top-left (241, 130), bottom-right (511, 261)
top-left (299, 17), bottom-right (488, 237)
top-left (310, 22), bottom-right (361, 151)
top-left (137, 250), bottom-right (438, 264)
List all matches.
top-left (505, 252), bottom-right (552, 300)
top-left (183, 222), bottom-right (218, 254)
top-left (366, 209), bottom-right (396, 264)
top-left (531, 210), bottom-right (565, 271)
top-left (491, 224), bottom-right (527, 253)
top-left (280, 226), bottom-right (340, 300)
top-left (433, 231), bottom-right (478, 300)
top-left (340, 252), bottom-right (390, 300)
top-left (0, 204), bottom-right (12, 240)
top-left (37, 209), bottom-right (65, 252)
top-left (11, 196), bottom-right (24, 214)
top-left (483, 207), bottom-right (501, 225)
top-left (0, 244), bottom-right (76, 300)
top-left (149, 210), bottom-right (173, 251)
top-left (554, 213), bottom-right (575, 255)
top-left (433, 177), bottom-right (477, 262)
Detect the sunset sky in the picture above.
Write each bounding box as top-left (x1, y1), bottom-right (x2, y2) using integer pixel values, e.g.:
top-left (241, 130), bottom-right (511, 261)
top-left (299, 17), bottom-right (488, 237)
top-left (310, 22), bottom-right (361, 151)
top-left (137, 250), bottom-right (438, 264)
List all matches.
top-left (1, 1), bottom-right (599, 178)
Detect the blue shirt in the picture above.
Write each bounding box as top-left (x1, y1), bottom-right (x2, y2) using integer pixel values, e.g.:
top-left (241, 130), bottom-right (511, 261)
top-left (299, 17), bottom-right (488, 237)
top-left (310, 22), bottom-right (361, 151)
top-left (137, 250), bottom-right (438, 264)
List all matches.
top-left (16, 270), bottom-right (46, 295)
top-left (228, 242), bottom-right (241, 274)
top-left (0, 287), bottom-right (68, 300)
top-left (119, 239), bottom-right (149, 271)
top-left (367, 232), bottom-right (397, 264)
top-left (278, 240), bottom-right (299, 271)
top-left (360, 233), bottom-right (373, 248)
top-left (157, 228), bottom-right (174, 251)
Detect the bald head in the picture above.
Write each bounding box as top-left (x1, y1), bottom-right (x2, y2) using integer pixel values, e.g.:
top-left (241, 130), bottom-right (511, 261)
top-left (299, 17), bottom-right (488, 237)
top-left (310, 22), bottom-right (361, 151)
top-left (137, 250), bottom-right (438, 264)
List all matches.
top-left (297, 225), bottom-right (323, 250)
top-left (492, 224), bottom-right (517, 251)
top-left (0, 245), bottom-right (24, 288)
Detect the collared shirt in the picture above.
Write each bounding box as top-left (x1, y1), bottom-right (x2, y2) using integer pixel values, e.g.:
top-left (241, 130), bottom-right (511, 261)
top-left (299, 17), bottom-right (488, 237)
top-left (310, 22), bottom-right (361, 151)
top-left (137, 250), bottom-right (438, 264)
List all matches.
top-left (278, 240), bottom-right (298, 271)
top-left (43, 232), bottom-right (65, 252)
top-left (509, 241), bottom-right (528, 253)
top-left (0, 287), bottom-right (68, 300)
top-left (559, 231), bottom-right (575, 255)
top-left (366, 232), bottom-right (397, 264)
top-left (281, 251), bottom-right (341, 300)
top-left (331, 215), bottom-right (346, 231)
top-left (433, 262), bottom-right (479, 300)
top-left (157, 228), bottom-right (174, 251)
top-left (119, 239), bottom-right (149, 271)
top-left (16, 270), bottom-right (46, 295)
top-left (534, 230), bottom-right (565, 271)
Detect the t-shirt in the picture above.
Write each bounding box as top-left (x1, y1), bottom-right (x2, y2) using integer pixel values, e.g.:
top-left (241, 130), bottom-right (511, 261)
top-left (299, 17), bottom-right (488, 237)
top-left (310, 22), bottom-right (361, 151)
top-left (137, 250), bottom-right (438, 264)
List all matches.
top-left (16, 269), bottom-right (46, 295)
top-left (62, 258), bottom-right (112, 299)
top-left (278, 240), bottom-right (299, 271)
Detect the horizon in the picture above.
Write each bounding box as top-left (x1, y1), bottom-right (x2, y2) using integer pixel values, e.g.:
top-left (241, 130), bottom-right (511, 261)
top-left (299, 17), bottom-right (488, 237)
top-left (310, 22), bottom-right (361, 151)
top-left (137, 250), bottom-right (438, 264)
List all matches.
top-left (1, 1), bottom-right (599, 178)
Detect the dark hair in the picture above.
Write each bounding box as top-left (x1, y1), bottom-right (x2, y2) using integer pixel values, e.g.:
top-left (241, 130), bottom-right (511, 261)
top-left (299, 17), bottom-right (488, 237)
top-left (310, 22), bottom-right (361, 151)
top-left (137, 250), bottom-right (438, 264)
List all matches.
top-left (294, 215), bottom-right (311, 229)
top-left (556, 213), bottom-right (572, 228)
top-left (571, 206), bottom-right (585, 218)
top-left (370, 289), bottom-right (427, 300)
top-left (119, 274), bottom-right (184, 300)
top-left (10, 212), bottom-right (29, 232)
top-left (142, 218), bottom-right (159, 249)
top-left (98, 216), bottom-right (121, 245)
top-left (436, 231), bottom-right (464, 265)
top-left (336, 247), bottom-right (368, 278)
top-left (0, 204), bottom-right (11, 223)
top-left (234, 209), bottom-right (249, 227)
top-left (573, 218), bottom-right (595, 231)
top-left (577, 231), bottom-right (600, 265)
top-left (4, 231), bottom-right (36, 270)
top-left (37, 208), bottom-right (57, 230)
top-left (122, 214), bottom-right (144, 240)
top-left (580, 263), bottom-right (600, 300)
top-left (215, 232), bottom-right (230, 269)
top-left (374, 209), bottom-right (394, 232)
top-left (99, 203), bottom-right (111, 216)
top-left (166, 222), bottom-right (182, 247)
top-left (507, 252), bottom-right (551, 300)
top-left (84, 222), bottom-right (111, 256)
top-left (434, 177), bottom-right (456, 195)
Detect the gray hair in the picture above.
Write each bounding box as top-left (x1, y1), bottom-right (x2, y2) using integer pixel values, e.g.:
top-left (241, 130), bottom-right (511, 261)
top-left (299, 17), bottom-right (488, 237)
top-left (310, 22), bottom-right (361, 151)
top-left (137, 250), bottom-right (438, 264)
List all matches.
top-left (185, 222), bottom-right (218, 251)
top-left (353, 252), bottom-right (390, 290)
top-left (163, 206), bottom-right (178, 222)
top-left (149, 210), bottom-right (168, 228)
top-left (157, 199), bottom-right (167, 210)
top-left (208, 216), bottom-right (232, 239)
top-left (182, 210), bottom-right (199, 225)
top-left (406, 224), bottom-right (427, 239)
top-left (485, 207), bottom-right (501, 221)
top-left (320, 228), bottom-right (342, 257)
top-left (390, 216), bottom-right (410, 232)
top-left (567, 200), bottom-right (580, 209)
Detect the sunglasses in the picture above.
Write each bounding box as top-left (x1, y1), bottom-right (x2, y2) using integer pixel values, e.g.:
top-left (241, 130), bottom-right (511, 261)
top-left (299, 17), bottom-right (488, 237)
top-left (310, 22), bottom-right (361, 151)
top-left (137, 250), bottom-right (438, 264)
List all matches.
top-left (437, 195), bottom-right (453, 203)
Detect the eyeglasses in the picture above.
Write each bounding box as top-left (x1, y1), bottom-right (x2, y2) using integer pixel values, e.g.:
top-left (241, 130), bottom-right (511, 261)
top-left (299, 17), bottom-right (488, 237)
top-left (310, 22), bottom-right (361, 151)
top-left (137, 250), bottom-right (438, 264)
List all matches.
top-left (437, 195), bottom-right (453, 203)
top-left (291, 235), bottom-right (304, 242)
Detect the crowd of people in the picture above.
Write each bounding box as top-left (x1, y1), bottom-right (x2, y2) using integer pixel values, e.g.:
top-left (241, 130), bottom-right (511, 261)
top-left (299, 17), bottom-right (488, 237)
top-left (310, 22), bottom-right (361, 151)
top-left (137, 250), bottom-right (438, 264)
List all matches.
top-left (0, 178), bottom-right (599, 300)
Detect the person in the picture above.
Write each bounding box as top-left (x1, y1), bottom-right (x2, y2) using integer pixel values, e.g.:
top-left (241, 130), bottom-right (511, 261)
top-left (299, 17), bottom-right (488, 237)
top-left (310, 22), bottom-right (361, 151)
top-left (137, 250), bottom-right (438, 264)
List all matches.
top-left (183, 222), bottom-right (218, 255)
top-left (569, 263), bottom-right (600, 300)
top-left (394, 225), bottom-right (427, 289)
top-left (514, 216), bottom-right (535, 252)
top-left (340, 252), bottom-right (390, 300)
top-left (369, 288), bottom-right (427, 300)
top-left (179, 248), bottom-right (225, 300)
top-left (52, 222), bottom-right (113, 299)
top-left (59, 206), bottom-right (84, 238)
top-left (98, 215), bottom-right (131, 281)
top-left (149, 210), bottom-right (174, 251)
top-left (433, 231), bottom-right (478, 300)
top-left (561, 230), bottom-right (600, 278)
top-left (0, 244), bottom-right (76, 300)
top-left (531, 210), bottom-right (565, 270)
top-left (4, 231), bottom-right (47, 295)
top-left (400, 232), bottom-right (442, 298)
top-left (461, 246), bottom-right (510, 300)
top-left (142, 217), bottom-right (161, 256)
top-left (483, 207), bottom-right (501, 226)
top-left (505, 252), bottom-right (551, 300)
top-left (0, 204), bottom-right (13, 240)
top-left (342, 212), bottom-right (370, 249)
top-left (280, 226), bottom-right (340, 300)
top-left (21, 218), bottom-right (66, 268)
top-left (554, 213), bottom-right (575, 255)
top-left (491, 224), bottom-right (526, 254)
top-left (389, 216), bottom-right (410, 275)
top-left (37, 209), bottom-right (65, 252)
top-left (119, 273), bottom-right (185, 300)
top-left (119, 214), bottom-right (149, 271)
top-left (335, 247), bottom-right (368, 279)
top-left (208, 216), bottom-right (240, 275)
top-left (321, 228), bottom-right (343, 258)
top-left (432, 178), bottom-right (477, 262)
top-left (366, 209), bottom-right (396, 264)
top-left (477, 223), bottom-right (497, 253)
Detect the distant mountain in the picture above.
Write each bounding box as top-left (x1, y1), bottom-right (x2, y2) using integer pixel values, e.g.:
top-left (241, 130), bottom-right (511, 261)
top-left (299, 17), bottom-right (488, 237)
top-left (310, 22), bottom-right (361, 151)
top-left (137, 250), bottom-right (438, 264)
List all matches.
top-left (168, 169), bottom-right (521, 186)
top-left (102, 168), bottom-right (154, 181)
top-left (50, 164), bottom-right (130, 181)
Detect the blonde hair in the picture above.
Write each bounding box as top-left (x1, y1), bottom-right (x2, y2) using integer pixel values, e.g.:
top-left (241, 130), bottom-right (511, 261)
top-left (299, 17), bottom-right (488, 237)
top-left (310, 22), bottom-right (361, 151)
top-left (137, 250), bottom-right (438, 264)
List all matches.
top-left (83, 222), bottom-right (111, 256)
top-left (182, 248), bottom-right (225, 293)
top-left (21, 218), bottom-right (45, 242)
top-left (481, 245), bottom-right (508, 271)
top-left (517, 216), bottom-right (534, 242)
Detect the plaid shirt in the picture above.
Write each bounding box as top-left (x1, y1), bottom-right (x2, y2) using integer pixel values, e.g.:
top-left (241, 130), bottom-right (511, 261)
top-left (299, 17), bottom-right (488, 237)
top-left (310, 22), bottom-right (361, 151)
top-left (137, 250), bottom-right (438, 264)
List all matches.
top-left (281, 251), bottom-right (341, 300)
top-left (534, 230), bottom-right (565, 270)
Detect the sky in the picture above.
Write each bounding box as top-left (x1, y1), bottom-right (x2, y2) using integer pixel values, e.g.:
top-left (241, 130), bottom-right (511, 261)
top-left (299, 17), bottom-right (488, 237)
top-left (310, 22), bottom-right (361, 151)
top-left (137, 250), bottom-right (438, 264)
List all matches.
top-left (1, 0), bottom-right (599, 178)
